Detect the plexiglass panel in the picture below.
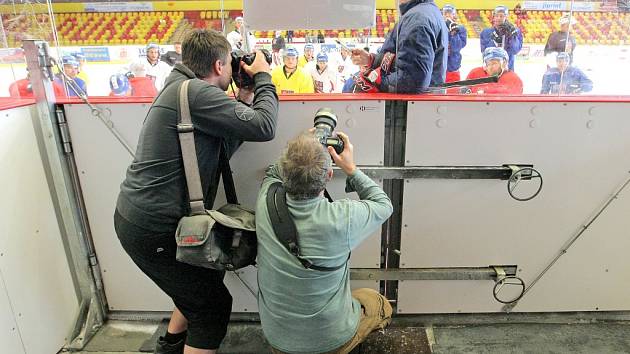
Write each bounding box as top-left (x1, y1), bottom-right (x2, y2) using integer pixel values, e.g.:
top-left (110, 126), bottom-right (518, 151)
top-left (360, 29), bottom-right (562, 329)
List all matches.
top-left (2, 1), bottom-right (629, 98)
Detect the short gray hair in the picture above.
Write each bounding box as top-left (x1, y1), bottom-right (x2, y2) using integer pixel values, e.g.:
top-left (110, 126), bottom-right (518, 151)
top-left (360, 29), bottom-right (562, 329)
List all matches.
top-left (280, 132), bottom-right (332, 200)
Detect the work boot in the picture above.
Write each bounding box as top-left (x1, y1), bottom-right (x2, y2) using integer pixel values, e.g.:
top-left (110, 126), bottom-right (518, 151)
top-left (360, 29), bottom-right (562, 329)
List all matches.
top-left (154, 336), bottom-right (185, 354)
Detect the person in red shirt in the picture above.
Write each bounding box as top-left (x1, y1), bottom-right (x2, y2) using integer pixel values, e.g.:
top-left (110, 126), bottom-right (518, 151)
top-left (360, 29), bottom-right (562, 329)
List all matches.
top-left (127, 62), bottom-right (158, 96)
top-left (9, 76), bottom-right (67, 98)
top-left (464, 47), bottom-right (523, 95)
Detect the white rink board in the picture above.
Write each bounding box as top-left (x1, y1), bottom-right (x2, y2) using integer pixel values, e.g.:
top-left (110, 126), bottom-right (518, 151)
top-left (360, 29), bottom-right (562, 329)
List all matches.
top-left (63, 100), bottom-right (385, 312)
top-left (0, 105), bottom-right (79, 353)
top-left (398, 100), bottom-right (630, 313)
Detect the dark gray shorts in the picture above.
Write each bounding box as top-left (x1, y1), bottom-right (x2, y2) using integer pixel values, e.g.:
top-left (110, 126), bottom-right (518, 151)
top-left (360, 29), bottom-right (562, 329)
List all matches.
top-left (114, 210), bottom-right (232, 349)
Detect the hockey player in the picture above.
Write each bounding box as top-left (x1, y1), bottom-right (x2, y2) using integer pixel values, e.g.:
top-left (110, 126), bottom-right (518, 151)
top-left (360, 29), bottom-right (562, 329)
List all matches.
top-left (544, 14), bottom-right (577, 62)
top-left (227, 16), bottom-right (256, 51)
top-left (109, 74), bottom-right (130, 97)
top-left (350, 0), bottom-right (448, 93)
top-left (72, 52), bottom-right (90, 86)
top-left (334, 43), bottom-right (359, 91)
top-left (480, 5), bottom-right (523, 71)
top-left (464, 47), bottom-right (523, 95)
top-left (271, 47), bottom-right (314, 94)
top-left (128, 62), bottom-right (158, 96)
top-left (309, 53), bottom-right (336, 93)
top-left (54, 55), bottom-right (87, 97)
top-left (298, 43), bottom-right (315, 69)
top-left (9, 74), bottom-right (66, 98)
top-left (131, 43), bottom-right (172, 92)
top-left (443, 4), bottom-right (467, 82)
top-left (540, 52), bottom-right (592, 95)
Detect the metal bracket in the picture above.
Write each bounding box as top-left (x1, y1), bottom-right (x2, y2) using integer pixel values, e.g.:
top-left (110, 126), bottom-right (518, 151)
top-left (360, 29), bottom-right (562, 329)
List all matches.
top-left (350, 265), bottom-right (518, 281)
top-left (67, 298), bottom-right (103, 350)
top-left (342, 164), bottom-right (534, 180)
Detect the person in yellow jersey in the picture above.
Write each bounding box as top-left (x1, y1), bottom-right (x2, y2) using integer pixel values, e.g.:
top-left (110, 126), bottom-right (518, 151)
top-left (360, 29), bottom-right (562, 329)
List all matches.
top-left (72, 52), bottom-right (90, 86)
top-left (298, 43), bottom-right (315, 68)
top-left (271, 47), bottom-right (314, 94)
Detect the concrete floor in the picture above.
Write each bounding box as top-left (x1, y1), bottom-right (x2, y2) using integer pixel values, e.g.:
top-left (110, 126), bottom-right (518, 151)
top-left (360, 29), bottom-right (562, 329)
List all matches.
top-left (63, 318), bottom-right (630, 354)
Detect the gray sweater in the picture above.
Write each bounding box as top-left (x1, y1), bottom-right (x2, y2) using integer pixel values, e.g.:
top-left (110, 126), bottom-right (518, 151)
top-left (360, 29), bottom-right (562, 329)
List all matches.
top-left (116, 64), bottom-right (278, 232)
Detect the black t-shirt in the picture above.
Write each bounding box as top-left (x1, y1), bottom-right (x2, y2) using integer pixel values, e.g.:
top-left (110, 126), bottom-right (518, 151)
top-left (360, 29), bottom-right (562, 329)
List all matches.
top-left (161, 51), bottom-right (182, 66)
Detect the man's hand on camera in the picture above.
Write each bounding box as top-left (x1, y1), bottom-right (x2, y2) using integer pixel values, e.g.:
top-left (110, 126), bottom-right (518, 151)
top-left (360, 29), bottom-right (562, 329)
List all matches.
top-left (351, 49), bottom-right (371, 66)
top-left (242, 50), bottom-right (271, 78)
top-left (327, 132), bottom-right (356, 176)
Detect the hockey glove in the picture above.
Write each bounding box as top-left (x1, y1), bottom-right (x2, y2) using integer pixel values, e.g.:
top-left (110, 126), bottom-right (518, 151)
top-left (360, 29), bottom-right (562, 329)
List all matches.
top-left (352, 72), bottom-right (379, 93)
top-left (491, 30), bottom-right (503, 46)
top-left (447, 20), bottom-right (460, 33)
top-left (498, 22), bottom-right (518, 37)
top-left (353, 52), bottom-right (396, 93)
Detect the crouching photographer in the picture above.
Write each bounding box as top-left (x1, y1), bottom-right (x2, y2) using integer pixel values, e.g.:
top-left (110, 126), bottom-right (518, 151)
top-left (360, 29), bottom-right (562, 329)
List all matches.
top-left (114, 28), bottom-right (278, 354)
top-left (255, 110), bottom-right (394, 354)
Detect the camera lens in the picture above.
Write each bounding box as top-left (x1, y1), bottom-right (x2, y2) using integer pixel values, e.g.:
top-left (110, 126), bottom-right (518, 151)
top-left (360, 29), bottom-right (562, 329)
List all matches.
top-left (313, 108), bottom-right (337, 139)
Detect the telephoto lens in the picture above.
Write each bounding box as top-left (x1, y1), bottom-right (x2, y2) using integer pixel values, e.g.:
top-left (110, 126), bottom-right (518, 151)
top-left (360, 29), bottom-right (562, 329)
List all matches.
top-left (313, 108), bottom-right (344, 154)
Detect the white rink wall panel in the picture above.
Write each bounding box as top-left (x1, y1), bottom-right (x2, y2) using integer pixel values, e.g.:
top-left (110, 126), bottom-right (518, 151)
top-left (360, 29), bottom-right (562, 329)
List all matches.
top-left (0, 105), bottom-right (78, 353)
top-left (63, 103), bottom-right (170, 311)
top-left (64, 100), bottom-right (385, 312)
top-left (398, 101), bottom-right (630, 313)
top-left (0, 271), bottom-right (25, 354)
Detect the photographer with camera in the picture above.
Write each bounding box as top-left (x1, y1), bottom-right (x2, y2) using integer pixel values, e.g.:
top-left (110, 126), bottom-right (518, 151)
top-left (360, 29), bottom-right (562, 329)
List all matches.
top-left (114, 29), bottom-right (278, 354)
top-left (442, 4), bottom-right (468, 82)
top-left (255, 109), bottom-right (393, 354)
top-left (480, 5), bottom-right (523, 71)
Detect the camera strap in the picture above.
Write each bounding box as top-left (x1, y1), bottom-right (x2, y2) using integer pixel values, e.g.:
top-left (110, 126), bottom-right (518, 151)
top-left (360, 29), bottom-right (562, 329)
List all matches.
top-left (266, 182), bottom-right (349, 272)
top-left (177, 79), bottom-right (238, 216)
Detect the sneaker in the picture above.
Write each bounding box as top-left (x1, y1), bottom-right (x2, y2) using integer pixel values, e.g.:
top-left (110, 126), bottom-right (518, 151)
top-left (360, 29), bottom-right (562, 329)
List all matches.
top-left (154, 336), bottom-right (185, 354)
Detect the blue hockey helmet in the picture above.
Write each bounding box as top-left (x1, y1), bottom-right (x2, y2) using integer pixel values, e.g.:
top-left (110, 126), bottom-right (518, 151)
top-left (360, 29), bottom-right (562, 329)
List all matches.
top-left (316, 53), bottom-right (328, 62)
top-left (284, 47), bottom-right (299, 57)
top-left (61, 55), bottom-right (79, 68)
top-left (109, 74), bottom-right (130, 96)
top-left (443, 4), bottom-right (456, 14)
top-left (483, 47), bottom-right (509, 64)
top-left (494, 5), bottom-right (509, 15)
top-left (72, 52), bottom-right (86, 62)
top-left (556, 52), bottom-right (571, 62)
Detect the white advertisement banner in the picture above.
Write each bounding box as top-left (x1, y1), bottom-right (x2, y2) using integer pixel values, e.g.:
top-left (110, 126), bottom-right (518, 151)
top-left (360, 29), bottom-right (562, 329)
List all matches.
top-left (84, 2), bottom-right (153, 12)
top-left (243, 0), bottom-right (375, 31)
top-left (521, 1), bottom-right (598, 11)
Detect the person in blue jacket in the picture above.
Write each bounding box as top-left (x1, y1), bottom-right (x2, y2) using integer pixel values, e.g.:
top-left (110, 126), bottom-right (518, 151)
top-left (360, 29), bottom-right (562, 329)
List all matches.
top-left (480, 5), bottom-right (523, 71)
top-left (540, 52), bottom-right (593, 94)
top-left (350, 0), bottom-right (448, 93)
top-left (442, 4), bottom-right (467, 82)
top-left (54, 55), bottom-right (88, 97)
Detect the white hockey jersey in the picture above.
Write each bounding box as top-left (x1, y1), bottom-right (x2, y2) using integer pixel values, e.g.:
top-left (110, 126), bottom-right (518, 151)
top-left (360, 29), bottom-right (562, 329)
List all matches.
top-left (137, 59), bottom-right (172, 91)
top-left (333, 54), bottom-right (359, 93)
top-left (309, 64), bottom-right (337, 93)
top-left (227, 30), bottom-right (257, 52)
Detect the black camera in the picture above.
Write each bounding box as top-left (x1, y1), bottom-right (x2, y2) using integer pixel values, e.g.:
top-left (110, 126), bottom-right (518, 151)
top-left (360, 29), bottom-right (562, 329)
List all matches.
top-left (231, 49), bottom-right (272, 88)
top-left (314, 108), bottom-right (344, 154)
